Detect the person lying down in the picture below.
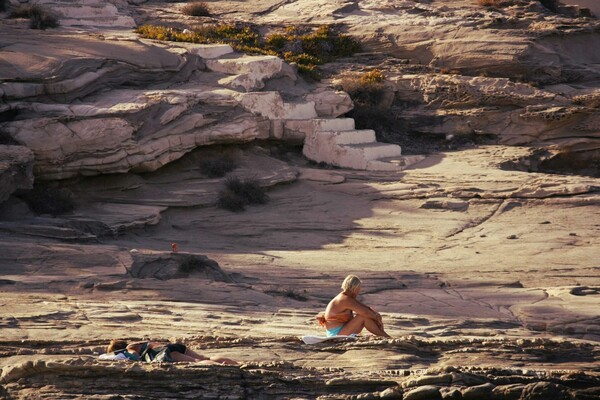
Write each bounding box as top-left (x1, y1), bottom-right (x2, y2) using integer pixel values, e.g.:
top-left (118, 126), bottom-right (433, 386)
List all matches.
top-left (104, 339), bottom-right (238, 365)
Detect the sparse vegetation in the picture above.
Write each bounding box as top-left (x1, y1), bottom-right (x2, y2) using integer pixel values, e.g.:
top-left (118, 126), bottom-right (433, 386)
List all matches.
top-left (264, 288), bottom-right (308, 301)
top-left (339, 69), bottom-right (387, 108)
top-left (476, 0), bottom-right (561, 12)
top-left (135, 24), bottom-right (361, 80)
top-left (339, 69), bottom-right (396, 149)
top-left (539, 0), bottom-right (560, 12)
top-left (339, 69), bottom-right (483, 154)
top-left (9, 5), bottom-right (59, 29)
top-left (199, 155), bottom-right (237, 178)
top-left (181, 2), bottom-right (211, 17)
top-left (477, 0), bottom-right (511, 6)
top-left (217, 177), bottom-right (268, 212)
top-left (9, 5), bottom-right (33, 18)
top-left (18, 185), bottom-right (75, 215)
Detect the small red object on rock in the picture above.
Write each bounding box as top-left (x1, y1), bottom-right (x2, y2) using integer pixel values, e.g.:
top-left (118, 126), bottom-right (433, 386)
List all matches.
top-left (171, 243), bottom-right (178, 253)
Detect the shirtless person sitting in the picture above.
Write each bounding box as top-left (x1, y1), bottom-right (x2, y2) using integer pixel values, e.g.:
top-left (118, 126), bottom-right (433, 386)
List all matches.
top-left (317, 275), bottom-right (391, 337)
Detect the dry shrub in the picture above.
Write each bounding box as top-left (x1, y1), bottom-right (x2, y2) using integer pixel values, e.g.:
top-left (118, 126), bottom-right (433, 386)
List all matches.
top-left (476, 0), bottom-right (516, 6)
top-left (9, 4), bottom-right (34, 18)
top-left (339, 69), bottom-right (387, 108)
top-left (181, 2), bottom-right (211, 17)
top-left (477, 0), bottom-right (505, 6)
top-left (264, 287), bottom-right (308, 301)
top-left (477, 0), bottom-right (561, 11)
top-left (9, 5), bottom-right (59, 29)
top-left (217, 177), bottom-right (269, 212)
top-left (199, 155), bottom-right (237, 178)
top-left (18, 185), bottom-right (75, 215)
top-left (539, 0), bottom-right (560, 12)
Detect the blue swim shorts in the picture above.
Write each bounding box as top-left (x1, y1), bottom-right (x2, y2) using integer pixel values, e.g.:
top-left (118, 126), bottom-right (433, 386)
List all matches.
top-left (326, 325), bottom-right (344, 337)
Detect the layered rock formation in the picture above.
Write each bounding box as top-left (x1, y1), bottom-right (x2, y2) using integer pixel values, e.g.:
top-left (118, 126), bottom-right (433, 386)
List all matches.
top-left (206, 0), bottom-right (600, 175)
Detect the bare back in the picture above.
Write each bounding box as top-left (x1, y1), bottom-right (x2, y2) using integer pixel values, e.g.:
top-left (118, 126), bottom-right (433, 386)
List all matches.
top-left (324, 292), bottom-right (353, 326)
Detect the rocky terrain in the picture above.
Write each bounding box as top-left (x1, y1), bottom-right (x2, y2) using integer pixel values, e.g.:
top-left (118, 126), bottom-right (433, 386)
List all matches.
top-left (0, 0), bottom-right (599, 399)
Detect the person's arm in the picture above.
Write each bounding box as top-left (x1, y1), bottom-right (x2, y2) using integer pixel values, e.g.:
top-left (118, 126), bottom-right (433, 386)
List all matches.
top-left (126, 344), bottom-right (140, 356)
top-left (342, 296), bottom-right (380, 320)
top-left (126, 341), bottom-right (154, 357)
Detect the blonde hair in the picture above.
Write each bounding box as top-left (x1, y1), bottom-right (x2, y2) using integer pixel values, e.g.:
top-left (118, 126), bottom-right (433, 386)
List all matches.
top-left (107, 339), bottom-right (128, 353)
top-left (341, 275), bottom-right (362, 296)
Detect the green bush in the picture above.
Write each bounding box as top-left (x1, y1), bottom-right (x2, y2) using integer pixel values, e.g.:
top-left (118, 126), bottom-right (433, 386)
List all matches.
top-left (199, 156), bottom-right (237, 178)
top-left (18, 185), bottom-right (75, 215)
top-left (181, 2), bottom-right (211, 17)
top-left (217, 177), bottom-right (269, 212)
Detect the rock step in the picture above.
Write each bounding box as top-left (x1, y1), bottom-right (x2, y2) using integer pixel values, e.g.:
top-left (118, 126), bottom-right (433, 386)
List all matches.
top-left (342, 142), bottom-right (402, 160)
top-left (312, 118), bottom-right (355, 132)
top-left (366, 159), bottom-right (404, 172)
top-left (206, 55), bottom-right (283, 75)
top-left (302, 127), bottom-right (403, 171)
top-left (318, 129), bottom-right (376, 145)
top-left (366, 155), bottom-right (426, 172)
top-left (281, 118), bottom-right (355, 141)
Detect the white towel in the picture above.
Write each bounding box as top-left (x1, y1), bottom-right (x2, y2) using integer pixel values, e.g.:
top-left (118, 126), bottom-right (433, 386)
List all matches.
top-left (98, 352), bottom-right (128, 361)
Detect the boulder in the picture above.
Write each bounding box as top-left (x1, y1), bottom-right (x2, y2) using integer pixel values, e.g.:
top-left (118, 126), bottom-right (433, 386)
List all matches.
top-left (462, 383), bottom-right (495, 400)
top-left (491, 383), bottom-right (525, 400)
top-left (520, 382), bottom-right (570, 400)
top-left (403, 385), bottom-right (442, 400)
top-left (305, 89), bottom-right (354, 118)
top-left (129, 250), bottom-right (232, 281)
top-left (206, 55), bottom-right (297, 92)
top-left (402, 374), bottom-right (453, 388)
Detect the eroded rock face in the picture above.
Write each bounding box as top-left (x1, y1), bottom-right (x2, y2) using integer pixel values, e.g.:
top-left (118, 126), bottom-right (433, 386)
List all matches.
top-left (221, 0), bottom-right (600, 171)
top-left (3, 108), bottom-right (268, 180)
top-left (0, 24), bottom-right (355, 180)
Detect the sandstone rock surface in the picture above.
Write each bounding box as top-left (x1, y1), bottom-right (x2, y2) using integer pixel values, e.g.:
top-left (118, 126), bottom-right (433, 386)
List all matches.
top-left (0, 1), bottom-right (599, 399)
